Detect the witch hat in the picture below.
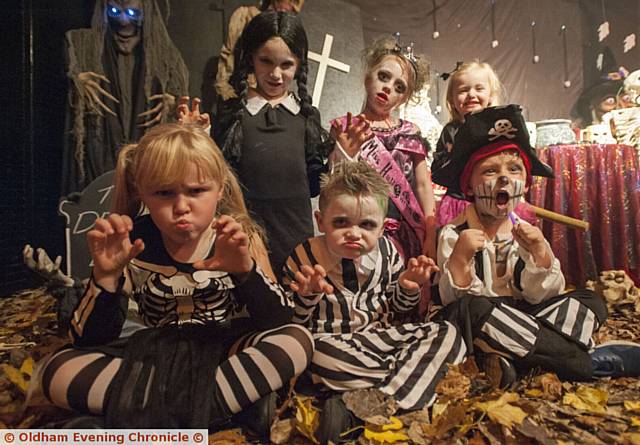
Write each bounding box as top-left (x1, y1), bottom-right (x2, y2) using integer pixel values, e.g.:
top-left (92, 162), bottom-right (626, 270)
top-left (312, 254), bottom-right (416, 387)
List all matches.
top-left (571, 47), bottom-right (626, 126)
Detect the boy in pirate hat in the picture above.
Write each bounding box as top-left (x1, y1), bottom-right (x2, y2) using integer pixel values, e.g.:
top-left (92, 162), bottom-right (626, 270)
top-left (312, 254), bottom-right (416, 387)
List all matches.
top-left (432, 104), bottom-right (640, 386)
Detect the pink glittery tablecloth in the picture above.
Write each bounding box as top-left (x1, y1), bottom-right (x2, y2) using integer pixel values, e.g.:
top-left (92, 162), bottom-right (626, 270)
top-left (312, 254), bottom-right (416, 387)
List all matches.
top-left (529, 143), bottom-right (640, 286)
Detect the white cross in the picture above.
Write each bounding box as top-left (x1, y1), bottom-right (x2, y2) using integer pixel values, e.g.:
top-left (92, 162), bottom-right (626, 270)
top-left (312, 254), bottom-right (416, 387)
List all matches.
top-left (308, 34), bottom-right (351, 107)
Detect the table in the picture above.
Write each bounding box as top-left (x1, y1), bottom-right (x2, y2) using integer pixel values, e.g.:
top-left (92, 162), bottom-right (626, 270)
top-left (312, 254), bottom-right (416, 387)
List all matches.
top-left (529, 143), bottom-right (640, 286)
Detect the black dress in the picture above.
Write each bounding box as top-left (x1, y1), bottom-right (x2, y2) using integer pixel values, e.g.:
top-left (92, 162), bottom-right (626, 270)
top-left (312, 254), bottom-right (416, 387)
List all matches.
top-left (237, 102), bottom-right (314, 274)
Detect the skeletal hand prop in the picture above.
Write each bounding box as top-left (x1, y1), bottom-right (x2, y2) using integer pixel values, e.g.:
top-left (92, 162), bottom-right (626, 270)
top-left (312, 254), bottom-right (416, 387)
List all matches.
top-left (23, 244), bottom-right (75, 287)
top-left (77, 71), bottom-right (119, 117)
top-left (138, 93), bottom-right (176, 128)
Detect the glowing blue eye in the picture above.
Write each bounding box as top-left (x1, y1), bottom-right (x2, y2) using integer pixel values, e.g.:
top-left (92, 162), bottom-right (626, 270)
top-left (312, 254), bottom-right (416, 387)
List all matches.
top-left (108, 6), bottom-right (121, 17)
top-left (126, 8), bottom-right (141, 19)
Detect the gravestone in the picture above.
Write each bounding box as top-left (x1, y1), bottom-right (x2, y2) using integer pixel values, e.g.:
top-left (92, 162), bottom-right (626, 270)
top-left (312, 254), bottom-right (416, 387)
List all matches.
top-left (58, 170), bottom-right (115, 280)
top-left (300, 0), bottom-right (365, 128)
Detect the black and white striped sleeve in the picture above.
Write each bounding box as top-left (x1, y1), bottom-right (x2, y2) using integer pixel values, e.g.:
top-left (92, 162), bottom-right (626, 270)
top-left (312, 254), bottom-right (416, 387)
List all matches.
top-left (282, 245), bottom-right (323, 325)
top-left (383, 239), bottom-right (421, 313)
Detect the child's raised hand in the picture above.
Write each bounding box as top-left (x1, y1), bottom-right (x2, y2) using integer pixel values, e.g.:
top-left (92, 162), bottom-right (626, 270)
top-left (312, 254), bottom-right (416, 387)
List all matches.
top-left (289, 264), bottom-right (333, 296)
top-left (512, 223), bottom-right (552, 268)
top-left (399, 255), bottom-right (440, 292)
top-left (177, 96), bottom-right (211, 128)
top-left (451, 229), bottom-right (486, 264)
top-left (193, 215), bottom-right (254, 278)
top-left (87, 214), bottom-right (145, 290)
top-left (331, 112), bottom-right (373, 158)
top-left (447, 229), bottom-right (485, 288)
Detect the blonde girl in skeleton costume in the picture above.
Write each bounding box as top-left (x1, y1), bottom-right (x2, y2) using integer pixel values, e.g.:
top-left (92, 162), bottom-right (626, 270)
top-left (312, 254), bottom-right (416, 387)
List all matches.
top-left (40, 124), bottom-right (313, 434)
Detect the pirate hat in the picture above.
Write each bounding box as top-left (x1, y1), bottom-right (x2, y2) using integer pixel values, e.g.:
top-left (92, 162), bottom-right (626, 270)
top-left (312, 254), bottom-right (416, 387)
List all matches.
top-left (431, 104), bottom-right (554, 197)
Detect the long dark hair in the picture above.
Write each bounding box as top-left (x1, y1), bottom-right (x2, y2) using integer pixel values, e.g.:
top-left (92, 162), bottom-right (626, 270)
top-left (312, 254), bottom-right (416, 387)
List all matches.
top-left (214, 11), bottom-right (330, 196)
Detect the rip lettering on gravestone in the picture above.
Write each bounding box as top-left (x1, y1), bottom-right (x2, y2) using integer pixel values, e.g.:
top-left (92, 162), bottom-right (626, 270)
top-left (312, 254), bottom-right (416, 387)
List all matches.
top-left (59, 170), bottom-right (115, 280)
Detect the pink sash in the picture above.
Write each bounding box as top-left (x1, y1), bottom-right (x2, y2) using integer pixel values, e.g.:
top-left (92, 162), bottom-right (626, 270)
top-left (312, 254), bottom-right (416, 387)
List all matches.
top-left (332, 117), bottom-right (426, 244)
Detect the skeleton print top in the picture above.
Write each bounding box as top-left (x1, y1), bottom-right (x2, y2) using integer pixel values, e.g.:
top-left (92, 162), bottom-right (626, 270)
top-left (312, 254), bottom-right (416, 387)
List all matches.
top-left (437, 205), bottom-right (565, 306)
top-left (282, 236), bottom-right (421, 335)
top-left (70, 215), bottom-right (292, 347)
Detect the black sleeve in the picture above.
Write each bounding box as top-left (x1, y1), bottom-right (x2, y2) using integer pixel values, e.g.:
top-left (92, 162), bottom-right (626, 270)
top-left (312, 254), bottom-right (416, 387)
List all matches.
top-left (213, 98), bottom-right (241, 147)
top-left (305, 106), bottom-right (333, 197)
top-left (232, 264), bottom-right (294, 330)
top-left (432, 122), bottom-right (458, 172)
top-left (70, 275), bottom-right (129, 347)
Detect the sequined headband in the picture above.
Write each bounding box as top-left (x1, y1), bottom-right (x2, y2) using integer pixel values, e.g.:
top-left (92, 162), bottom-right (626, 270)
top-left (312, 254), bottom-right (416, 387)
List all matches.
top-left (388, 32), bottom-right (419, 78)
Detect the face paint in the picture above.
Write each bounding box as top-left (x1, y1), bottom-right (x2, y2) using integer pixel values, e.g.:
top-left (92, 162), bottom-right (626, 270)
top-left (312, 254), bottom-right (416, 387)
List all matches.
top-left (473, 177), bottom-right (525, 219)
top-left (106, 0), bottom-right (143, 54)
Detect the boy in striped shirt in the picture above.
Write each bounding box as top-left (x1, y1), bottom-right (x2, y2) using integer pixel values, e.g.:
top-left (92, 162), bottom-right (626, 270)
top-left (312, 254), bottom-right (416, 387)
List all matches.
top-left (283, 161), bottom-right (466, 443)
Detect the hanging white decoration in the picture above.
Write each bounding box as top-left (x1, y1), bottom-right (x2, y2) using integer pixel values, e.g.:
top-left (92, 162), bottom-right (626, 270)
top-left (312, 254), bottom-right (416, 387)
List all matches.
top-left (598, 0), bottom-right (609, 42)
top-left (531, 21), bottom-right (540, 63)
top-left (624, 34), bottom-right (636, 53)
top-left (560, 25), bottom-right (570, 88)
top-left (490, 0), bottom-right (499, 48)
top-left (432, 0), bottom-right (440, 39)
top-left (598, 21), bottom-right (610, 42)
top-left (596, 52), bottom-right (604, 71)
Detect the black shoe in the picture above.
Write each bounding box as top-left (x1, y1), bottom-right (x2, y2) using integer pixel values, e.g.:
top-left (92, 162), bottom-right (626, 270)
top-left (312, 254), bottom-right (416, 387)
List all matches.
top-left (62, 415), bottom-right (105, 428)
top-left (316, 394), bottom-right (358, 445)
top-left (235, 391), bottom-right (278, 438)
top-left (591, 341), bottom-right (640, 378)
top-left (480, 353), bottom-right (517, 388)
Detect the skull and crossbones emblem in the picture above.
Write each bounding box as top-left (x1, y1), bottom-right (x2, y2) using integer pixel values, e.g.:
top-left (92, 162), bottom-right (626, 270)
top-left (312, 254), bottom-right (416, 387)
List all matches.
top-left (488, 119), bottom-right (518, 140)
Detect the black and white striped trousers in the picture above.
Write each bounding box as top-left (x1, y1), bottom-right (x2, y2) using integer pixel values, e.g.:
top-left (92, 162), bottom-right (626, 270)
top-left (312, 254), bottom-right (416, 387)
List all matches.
top-left (310, 321), bottom-right (466, 410)
top-left (40, 324), bottom-right (314, 416)
top-left (439, 290), bottom-right (607, 380)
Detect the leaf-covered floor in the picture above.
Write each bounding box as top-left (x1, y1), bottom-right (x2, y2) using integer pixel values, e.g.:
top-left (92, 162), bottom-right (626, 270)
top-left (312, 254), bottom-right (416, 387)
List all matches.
top-left (2, 279), bottom-right (640, 444)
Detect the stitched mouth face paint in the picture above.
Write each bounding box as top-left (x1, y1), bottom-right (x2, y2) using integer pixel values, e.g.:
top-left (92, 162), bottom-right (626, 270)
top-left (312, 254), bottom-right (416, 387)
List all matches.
top-left (473, 177), bottom-right (525, 218)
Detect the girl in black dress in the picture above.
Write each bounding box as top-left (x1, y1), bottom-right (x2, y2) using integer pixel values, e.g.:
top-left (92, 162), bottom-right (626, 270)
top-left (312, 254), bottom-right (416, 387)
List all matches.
top-left (214, 11), bottom-right (331, 277)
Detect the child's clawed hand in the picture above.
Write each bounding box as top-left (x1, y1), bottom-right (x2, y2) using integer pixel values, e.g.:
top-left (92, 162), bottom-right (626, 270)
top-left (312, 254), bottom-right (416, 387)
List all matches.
top-left (194, 215), bottom-right (254, 278)
top-left (512, 223), bottom-right (552, 268)
top-left (331, 112), bottom-right (373, 158)
top-left (177, 96), bottom-right (211, 129)
top-left (289, 264), bottom-right (334, 296)
top-left (87, 214), bottom-right (145, 290)
top-left (399, 255), bottom-right (439, 292)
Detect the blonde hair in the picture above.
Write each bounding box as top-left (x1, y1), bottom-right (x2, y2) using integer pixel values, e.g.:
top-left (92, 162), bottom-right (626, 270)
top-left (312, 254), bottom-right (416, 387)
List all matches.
top-left (319, 161), bottom-right (391, 214)
top-left (111, 123), bottom-right (262, 241)
top-left (445, 60), bottom-right (506, 122)
top-left (363, 35), bottom-right (430, 105)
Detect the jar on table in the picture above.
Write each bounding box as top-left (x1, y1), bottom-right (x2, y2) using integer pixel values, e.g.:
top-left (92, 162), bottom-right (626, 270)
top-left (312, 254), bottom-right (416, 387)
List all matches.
top-left (535, 119), bottom-right (576, 148)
